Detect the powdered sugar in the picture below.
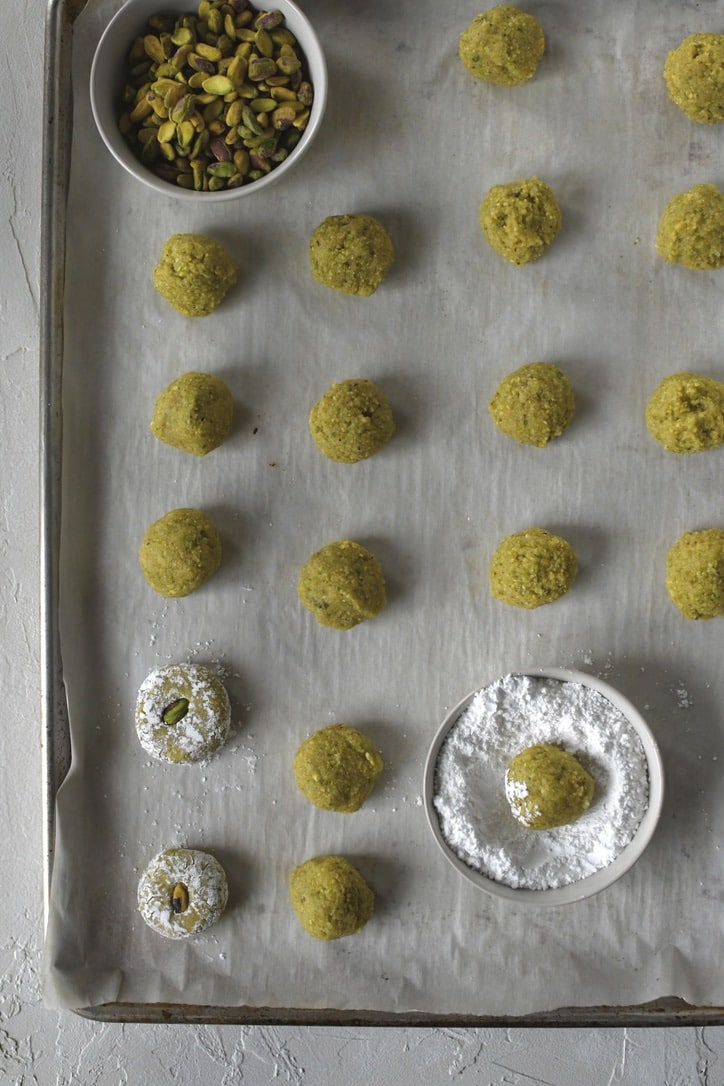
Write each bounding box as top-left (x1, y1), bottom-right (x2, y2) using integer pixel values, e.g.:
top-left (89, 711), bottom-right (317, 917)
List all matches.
top-left (135, 663), bottom-right (231, 764)
top-left (505, 773), bottom-right (543, 826)
top-left (137, 847), bottom-right (229, 939)
top-left (432, 674), bottom-right (650, 890)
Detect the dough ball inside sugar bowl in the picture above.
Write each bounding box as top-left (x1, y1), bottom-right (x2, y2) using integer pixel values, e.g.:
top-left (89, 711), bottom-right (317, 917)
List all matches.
top-left (505, 742), bottom-right (595, 830)
top-left (459, 5), bottom-right (545, 86)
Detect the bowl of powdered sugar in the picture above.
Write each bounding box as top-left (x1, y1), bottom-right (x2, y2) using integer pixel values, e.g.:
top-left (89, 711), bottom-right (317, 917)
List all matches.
top-left (424, 667), bottom-right (664, 905)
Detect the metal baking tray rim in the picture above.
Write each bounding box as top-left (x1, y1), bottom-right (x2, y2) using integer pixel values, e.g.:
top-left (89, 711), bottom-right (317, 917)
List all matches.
top-left (39, 0), bottom-right (724, 1027)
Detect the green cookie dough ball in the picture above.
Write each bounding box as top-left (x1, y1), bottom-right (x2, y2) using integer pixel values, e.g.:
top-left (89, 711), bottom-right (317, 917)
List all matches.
top-left (489, 362), bottom-right (574, 447)
top-left (309, 214), bottom-right (394, 296)
top-left (309, 378), bottom-right (395, 463)
top-left (153, 233), bottom-right (237, 317)
top-left (664, 33), bottom-right (724, 124)
top-left (666, 528), bottom-right (724, 619)
top-left (135, 663), bottom-right (231, 764)
top-left (293, 724), bottom-right (384, 812)
top-left (139, 507), bottom-right (221, 598)
top-left (298, 539), bottom-right (386, 629)
top-left (137, 847), bottom-right (229, 938)
top-left (151, 372), bottom-right (234, 457)
top-left (505, 743), bottom-right (595, 830)
top-left (289, 855), bottom-right (374, 940)
top-left (480, 177), bottom-right (561, 266)
top-left (656, 184), bottom-right (724, 270)
top-left (490, 527), bottom-right (577, 609)
top-left (459, 5), bottom-right (545, 86)
top-left (645, 372), bottom-right (724, 453)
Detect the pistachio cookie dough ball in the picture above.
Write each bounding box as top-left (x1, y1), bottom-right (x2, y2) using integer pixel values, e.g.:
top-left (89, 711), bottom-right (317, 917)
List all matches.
top-left (293, 724), bottom-right (384, 812)
top-left (489, 362), bottom-right (574, 447)
top-left (297, 539), bottom-right (386, 629)
top-left (459, 5), bottom-right (545, 86)
top-left (309, 214), bottom-right (394, 297)
top-left (139, 507), bottom-right (221, 598)
top-left (656, 184), bottom-right (724, 270)
top-left (309, 378), bottom-right (395, 463)
top-left (505, 743), bottom-right (595, 830)
top-left (664, 33), bottom-right (724, 124)
top-left (289, 855), bottom-right (374, 940)
top-left (490, 527), bottom-right (577, 608)
top-left (137, 847), bottom-right (229, 939)
top-left (645, 372), bottom-right (724, 453)
top-left (151, 372), bottom-right (233, 457)
top-left (666, 528), bottom-right (724, 619)
top-left (153, 233), bottom-right (237, 317)
top-left (480, 177), bottom-right (561, 266)
top-left (135, 663), bottom-right (231, 764)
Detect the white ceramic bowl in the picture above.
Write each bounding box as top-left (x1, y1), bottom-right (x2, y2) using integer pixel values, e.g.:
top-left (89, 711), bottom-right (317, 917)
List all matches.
top-left (90, 0), bottom-right (327, 201)
top-left (423, 666), bottom-right (664, 907)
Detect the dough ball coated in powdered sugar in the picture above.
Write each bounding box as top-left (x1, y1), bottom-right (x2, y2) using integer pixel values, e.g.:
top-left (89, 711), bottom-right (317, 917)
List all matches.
top-left (137, 847), bottom-right (229, 938)
top-left (505, 742), bottom-right (594, 830)
top-left (135, 663), bottom-right (231, 764)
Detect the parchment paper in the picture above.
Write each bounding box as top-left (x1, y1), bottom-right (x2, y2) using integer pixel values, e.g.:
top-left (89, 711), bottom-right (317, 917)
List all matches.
top-left (43, 0), bottom-right (724, 1014)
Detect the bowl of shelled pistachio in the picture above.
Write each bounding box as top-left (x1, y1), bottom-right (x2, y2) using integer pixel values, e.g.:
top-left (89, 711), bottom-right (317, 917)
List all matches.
top-left (90, 0), bottom-right (327, 200)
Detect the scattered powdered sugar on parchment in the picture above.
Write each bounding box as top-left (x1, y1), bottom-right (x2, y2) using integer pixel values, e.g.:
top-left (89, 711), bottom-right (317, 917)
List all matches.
top-left (433, 674), bottom-right (650, 890)
top-left (672, 682), bottom-right (693, 710)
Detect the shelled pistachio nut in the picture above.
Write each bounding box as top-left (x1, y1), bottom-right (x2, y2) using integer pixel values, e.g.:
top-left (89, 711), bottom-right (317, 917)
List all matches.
top-left (117, 1), bottom-right (315, 191)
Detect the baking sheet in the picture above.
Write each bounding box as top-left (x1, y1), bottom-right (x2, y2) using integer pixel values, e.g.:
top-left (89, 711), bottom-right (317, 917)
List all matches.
top-left (42, 0), bottom-right (724, 1016)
